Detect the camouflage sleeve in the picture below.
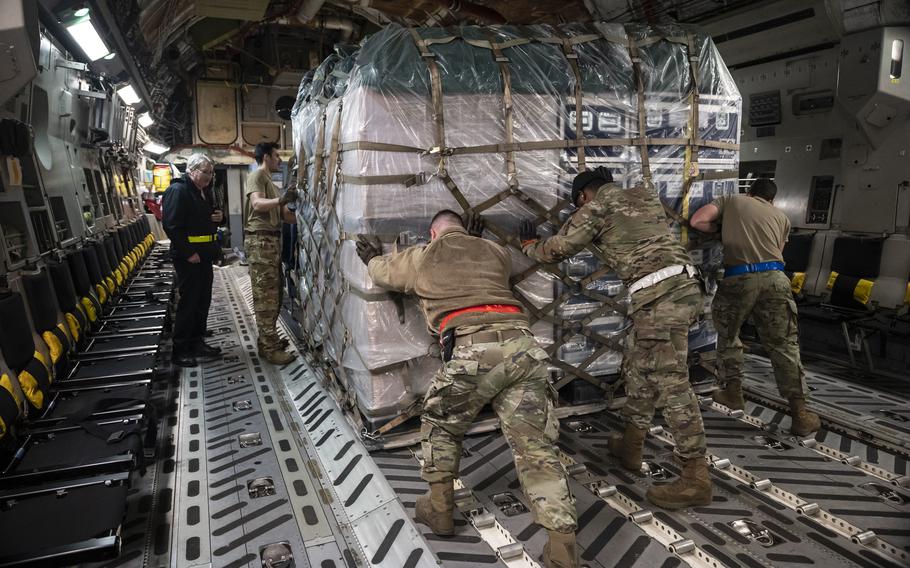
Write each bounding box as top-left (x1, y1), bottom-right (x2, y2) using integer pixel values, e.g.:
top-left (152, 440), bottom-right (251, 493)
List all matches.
top-left (522, 206), bottom-right (604, 264)
top-left (367, 245), bottom-right (424, 294)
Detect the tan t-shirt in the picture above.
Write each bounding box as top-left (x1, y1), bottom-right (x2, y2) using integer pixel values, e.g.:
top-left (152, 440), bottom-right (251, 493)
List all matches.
top-left (712, 194), bottom-right (790, 266)
top-left (243, 168), bottom-right (279, 231)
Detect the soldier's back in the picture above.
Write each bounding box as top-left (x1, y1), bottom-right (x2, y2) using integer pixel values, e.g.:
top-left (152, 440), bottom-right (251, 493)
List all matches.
top-left (589, 184), bottom-right (692, 283)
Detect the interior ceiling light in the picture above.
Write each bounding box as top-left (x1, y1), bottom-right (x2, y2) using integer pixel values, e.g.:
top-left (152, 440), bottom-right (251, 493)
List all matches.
top-left (138, 112), bottom-right (154, 128)
top-left (117, 84), bottom-right (141, 105)
top-left (74, 7), bottom-right (90, 17)
top-left (143, 141), bottom-right (170, 156)
top-left (65, 17), bottom-right (110, 61)
top-left (103, 52), bottom-right (116, 60)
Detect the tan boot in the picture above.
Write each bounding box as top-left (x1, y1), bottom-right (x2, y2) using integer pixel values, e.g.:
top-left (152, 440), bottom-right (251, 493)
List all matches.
top-left (415, 481), bottom-right (454, 535)
top-left (712, 380), bottom-right (745, 410)
top-left (607, 423), bottom-right (647, 472)
top-left (542, 529), bottom-right (579, 568)
top-left (258, 342), bottom-right (296, 365)
top-left (789, 398), bottom-right (821, 436)
top-left (646, 457), bottom-right (712, 509)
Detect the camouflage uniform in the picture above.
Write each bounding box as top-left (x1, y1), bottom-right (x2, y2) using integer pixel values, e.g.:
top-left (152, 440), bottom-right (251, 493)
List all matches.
top-left (709, 194), bottom-right (808, 400)
top-left (244, 168), bottom-right (283, 348)
top-left (368, 226), bottom-right (577, 533)
top-left (245, 234), bottom-right (282, 346)
top-left (523, 182), bottom-right (707, 460)
top-left (713, 271), bottom-right (808, 399)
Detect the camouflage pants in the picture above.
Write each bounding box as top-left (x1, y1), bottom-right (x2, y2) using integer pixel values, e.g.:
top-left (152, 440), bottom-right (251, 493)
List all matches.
top-left (421, 323), bottom-right (577, 533)
top-left (713, 270), bottom-right (807, 400)
top-left (624, 279), bottom-right (707, 460)
top-left (246, 234), bottom-right (282, 346)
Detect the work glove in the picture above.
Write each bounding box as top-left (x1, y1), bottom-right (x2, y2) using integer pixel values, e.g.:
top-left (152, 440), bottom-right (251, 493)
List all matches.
top-left (464, 212), bottom-right (485, 237)
top-left (519, 219), bottom-right (539, 245)
top-left (356, 235), bottom-right (383, 265)
top-left (279, 187), bottom-right (299, 206)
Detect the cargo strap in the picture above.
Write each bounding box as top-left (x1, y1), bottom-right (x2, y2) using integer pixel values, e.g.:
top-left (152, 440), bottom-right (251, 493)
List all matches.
top-left (364, 400), bottom-right (421, 440)
top-left (680, 33), bottom-right (701, 246)
top-left (339, 138), bottom-right (740, 156)
top-left (627, 36), bottom-right (651, 186)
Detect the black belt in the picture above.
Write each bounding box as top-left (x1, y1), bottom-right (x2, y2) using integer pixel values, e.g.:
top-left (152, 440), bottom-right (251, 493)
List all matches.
top-left (454, 328), bottom-right (528, 347)
top-left (247, 229), bottom-right (281, 236)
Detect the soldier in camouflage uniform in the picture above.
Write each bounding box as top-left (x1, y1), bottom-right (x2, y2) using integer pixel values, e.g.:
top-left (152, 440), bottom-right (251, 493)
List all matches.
top-left (521, 167), bottom-right (711, 510)
top-left (357, 210), bottom-right (579, 568)
top-left (244, 142), bottom-right (298, 365)
top-left (690, 178), bottom-right (820, 436)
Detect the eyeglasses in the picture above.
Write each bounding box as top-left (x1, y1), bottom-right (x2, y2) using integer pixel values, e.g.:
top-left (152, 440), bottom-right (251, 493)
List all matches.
top-left (195, 169), bottom-right (214, 177)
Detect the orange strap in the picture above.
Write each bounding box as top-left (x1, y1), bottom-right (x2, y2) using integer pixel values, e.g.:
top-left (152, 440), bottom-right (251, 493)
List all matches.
top-left (439, 304), bottom-right (522, 332)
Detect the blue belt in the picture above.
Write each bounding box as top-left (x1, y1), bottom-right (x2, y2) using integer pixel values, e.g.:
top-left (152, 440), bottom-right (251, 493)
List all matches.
top-left (724, 261), bottom-right (785, 278)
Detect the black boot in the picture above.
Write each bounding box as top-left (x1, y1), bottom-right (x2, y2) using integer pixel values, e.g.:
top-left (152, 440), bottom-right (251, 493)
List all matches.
top-left (173, 349), bottom-right (197, 368)
top-left (193, 340), bottom-right (222, 358)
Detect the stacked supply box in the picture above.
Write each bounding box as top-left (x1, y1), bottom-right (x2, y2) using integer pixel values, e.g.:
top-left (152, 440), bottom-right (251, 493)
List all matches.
top-left (291, 23), bottom-right (740, 437)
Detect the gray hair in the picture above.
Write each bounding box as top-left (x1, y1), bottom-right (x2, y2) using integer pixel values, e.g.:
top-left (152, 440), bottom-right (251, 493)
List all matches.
top-left (186, 153), bottom-right (214, 172)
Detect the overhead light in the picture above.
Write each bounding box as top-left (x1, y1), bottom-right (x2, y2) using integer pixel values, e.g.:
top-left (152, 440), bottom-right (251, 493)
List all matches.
top-left (65, 17), bottom-right (110, 61)
top-left (74, 7), bottom-right (90, 17)
top-left (143, 141), bottom-right (170, 156)
top-left (138, 112), bottom-right (154, 128)
top-left (103, 52), bottom-right (116, 60)
top-left (117, 84), bottom-right (141, 105)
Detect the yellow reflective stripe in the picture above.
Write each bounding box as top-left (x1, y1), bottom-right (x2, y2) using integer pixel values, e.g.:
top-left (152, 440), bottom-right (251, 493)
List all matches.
top-left (790, 272), bottom-right (805, 294)
top-left (114, 266), bottom-right (124, 286)
top-left (81, 296), bottom-right (98, 322)
top-left (42, 330), bottom-right (64, 364)
top-left (0, 373), bottom-right (22, 441)
top-left (105, 276), bottom-right (115, 294)
top-left (66, 312), bottom-right (81, 342)
top-left (853, 278), bottom-right (874, 305)
top-left (18, 353), bottom-right (46, 410)
top-left (826, 271), bottom-right (839, 289)
top-left (96, 283), bottom-right (108, 304)
top-left (187, 235), bottom-right (214, 243)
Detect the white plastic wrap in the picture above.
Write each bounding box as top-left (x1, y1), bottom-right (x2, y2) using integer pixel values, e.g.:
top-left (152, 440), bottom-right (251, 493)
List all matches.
top-left (292, 23), bottom-right (740, 420)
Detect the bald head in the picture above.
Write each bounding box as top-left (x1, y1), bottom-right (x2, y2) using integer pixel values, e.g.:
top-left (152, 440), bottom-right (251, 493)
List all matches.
top-left (429, 209), bottom-right (464, 240)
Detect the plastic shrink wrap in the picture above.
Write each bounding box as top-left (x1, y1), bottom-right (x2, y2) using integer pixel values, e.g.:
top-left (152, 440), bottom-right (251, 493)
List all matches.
top-left (291, 23), bottom-right (740, 428)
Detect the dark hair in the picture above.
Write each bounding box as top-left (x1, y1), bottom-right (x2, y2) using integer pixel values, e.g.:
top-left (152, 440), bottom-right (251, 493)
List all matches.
top-left (430, 209), bottom-right (464, 230)
top-left (572, 166), bottom-right (613, 205)
top-left (748, 178), bottom-right (777, 201)
top-left (254, 142), bottom-right (280, 165)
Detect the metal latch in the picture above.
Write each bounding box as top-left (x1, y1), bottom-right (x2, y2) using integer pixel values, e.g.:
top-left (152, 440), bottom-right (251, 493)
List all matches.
top-left (248, 477), bottom-right (276, 499)
top-left (239, 432), bottom-right (262, 447)
top-left (260, 542), bottom-right (293, 568)
top-left (753, 435), bottom-right (790, 451)
top-left (644, 462), bottom-right (673, 481)
top-left (233, 400), bottom-right (253, 411)
top-left (860, 482), bottom-right (906, 505)
top-left (492, 493), bottom-right (528, 516)
top-left (730, 519), bottom-right (776, 547)
top-left (566, 420), bottom-right (592, 433)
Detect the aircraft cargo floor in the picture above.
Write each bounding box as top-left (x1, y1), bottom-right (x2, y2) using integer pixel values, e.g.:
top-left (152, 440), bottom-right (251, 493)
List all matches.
top-left (79, 265), bottom-right (910, 568)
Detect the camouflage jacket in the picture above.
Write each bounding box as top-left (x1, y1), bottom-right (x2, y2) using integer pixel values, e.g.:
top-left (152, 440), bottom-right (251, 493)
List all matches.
top-left (523, 183), bottom-right (695, 306)
top-left (368, 226), bottom-right (528, 334)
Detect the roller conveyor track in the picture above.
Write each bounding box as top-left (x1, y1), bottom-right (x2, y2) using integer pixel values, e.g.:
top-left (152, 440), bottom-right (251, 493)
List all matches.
top-left (741, 355), bottom-right (910, 461)
top-left (83, 265), bottom-right (910, 568)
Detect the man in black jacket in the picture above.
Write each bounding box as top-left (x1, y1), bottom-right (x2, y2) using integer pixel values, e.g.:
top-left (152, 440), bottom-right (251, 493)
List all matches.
top-left (162, 154), bottom-right (223, 367)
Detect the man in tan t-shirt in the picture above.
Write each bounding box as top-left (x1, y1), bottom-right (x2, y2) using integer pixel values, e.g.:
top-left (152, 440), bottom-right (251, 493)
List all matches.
top-left (691, 178), bottom-right (820, 436)
top-left (244, 142), bottom-right (298, 364)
